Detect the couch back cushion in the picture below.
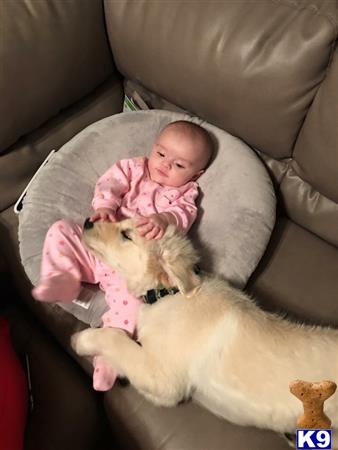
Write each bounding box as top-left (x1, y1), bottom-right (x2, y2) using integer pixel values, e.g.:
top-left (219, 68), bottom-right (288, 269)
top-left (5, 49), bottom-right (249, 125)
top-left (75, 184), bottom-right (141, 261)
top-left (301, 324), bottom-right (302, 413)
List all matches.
top-left (0, 0), bottom-right (115, 152)
top-left (104, 0), bottom-right (337, 158)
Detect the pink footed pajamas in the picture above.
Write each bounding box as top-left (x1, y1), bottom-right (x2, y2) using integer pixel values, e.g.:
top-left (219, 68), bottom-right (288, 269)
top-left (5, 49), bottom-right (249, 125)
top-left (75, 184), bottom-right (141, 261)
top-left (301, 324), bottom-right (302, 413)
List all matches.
top-left (32, 156), bottom-right (199, 391)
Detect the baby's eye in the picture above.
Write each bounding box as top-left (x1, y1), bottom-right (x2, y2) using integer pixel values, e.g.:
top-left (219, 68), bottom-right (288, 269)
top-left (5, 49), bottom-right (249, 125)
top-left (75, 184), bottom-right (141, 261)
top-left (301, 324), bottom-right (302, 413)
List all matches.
top-left (175, 163), bottom-right (185, 169)
top-left (157, 151), bottom-right (165, 157)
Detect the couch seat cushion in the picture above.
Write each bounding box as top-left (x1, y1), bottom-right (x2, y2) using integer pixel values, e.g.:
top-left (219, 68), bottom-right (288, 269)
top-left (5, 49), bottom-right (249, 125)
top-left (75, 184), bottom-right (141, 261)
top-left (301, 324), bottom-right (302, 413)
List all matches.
top-left (104, 384), bottom-right (290, 450)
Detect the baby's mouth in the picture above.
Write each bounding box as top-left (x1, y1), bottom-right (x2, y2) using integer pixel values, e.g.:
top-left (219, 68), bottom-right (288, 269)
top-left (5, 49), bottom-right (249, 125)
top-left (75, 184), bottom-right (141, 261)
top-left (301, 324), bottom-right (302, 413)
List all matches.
top-left (156, 168), bottom-right (168, 177)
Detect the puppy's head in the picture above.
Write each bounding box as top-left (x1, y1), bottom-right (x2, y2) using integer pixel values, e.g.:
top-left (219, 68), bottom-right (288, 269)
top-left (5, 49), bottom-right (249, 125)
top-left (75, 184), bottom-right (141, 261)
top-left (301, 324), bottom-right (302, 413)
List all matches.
top-left (82, 218), bottom-right (201, 298)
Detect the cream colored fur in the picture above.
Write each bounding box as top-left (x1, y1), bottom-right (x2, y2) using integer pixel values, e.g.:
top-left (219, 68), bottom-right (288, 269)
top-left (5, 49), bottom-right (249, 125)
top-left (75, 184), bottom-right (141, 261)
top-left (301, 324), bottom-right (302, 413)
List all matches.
top-left (72, 219), bottom-right (338, 444)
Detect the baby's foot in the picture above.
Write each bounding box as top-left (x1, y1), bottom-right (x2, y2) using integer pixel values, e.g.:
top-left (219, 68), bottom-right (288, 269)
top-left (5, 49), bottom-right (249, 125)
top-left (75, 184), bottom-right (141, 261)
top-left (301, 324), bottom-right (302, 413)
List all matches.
top-left (32, 273), bottom-right (80, 303)
top-left (93, 359), bottom-right (117, 391)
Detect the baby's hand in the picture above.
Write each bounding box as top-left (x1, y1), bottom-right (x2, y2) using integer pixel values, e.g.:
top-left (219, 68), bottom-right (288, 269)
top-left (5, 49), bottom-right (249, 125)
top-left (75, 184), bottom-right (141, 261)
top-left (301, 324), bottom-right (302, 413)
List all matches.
top-left (136, 213), bottom-right (170, 240)
top-left (90, 208), bottom-right (116, 222)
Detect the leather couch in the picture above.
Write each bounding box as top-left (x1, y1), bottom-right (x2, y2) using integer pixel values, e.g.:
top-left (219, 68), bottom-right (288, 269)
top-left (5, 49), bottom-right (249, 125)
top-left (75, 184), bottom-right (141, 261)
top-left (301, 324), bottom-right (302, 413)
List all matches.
top-left (1, 1), bottom-right (337, 449)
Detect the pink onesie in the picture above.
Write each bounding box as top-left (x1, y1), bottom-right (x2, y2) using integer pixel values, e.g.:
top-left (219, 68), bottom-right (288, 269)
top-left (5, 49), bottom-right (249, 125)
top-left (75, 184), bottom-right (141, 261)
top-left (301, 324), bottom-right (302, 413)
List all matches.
top-left (32, 156), bottom-right (199, 391)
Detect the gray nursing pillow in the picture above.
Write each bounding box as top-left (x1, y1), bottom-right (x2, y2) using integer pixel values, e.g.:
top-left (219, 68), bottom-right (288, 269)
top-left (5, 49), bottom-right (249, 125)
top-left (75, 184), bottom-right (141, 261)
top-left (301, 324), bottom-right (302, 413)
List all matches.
top-left (19, 110), bottom-right (276, 326)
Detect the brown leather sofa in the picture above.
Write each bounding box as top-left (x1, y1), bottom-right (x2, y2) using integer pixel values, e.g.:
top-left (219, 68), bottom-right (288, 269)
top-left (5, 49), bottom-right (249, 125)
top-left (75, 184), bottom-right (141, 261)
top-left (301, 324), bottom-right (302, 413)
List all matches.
top-left (1, 1), bottom-right (337, 449)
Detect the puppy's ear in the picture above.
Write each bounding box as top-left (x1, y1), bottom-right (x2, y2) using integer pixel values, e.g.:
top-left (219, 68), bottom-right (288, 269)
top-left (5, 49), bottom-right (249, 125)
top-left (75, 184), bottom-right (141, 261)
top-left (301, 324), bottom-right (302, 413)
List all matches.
top-left (163, 260), bottom-right (201, 298)
top-left (157, 226), bottom-right (201, 298)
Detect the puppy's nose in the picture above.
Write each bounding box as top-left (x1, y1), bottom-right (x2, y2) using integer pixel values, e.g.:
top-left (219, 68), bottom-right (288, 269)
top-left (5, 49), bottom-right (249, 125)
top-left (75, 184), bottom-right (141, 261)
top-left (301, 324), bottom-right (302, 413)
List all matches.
top-left (84, 218), bottom-right (94, 230)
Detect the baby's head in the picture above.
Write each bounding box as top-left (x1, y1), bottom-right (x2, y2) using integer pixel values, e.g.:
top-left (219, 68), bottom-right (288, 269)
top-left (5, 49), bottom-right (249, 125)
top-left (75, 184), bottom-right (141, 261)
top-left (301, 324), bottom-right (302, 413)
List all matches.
top-left (148, 120), bottom-right (213, 187)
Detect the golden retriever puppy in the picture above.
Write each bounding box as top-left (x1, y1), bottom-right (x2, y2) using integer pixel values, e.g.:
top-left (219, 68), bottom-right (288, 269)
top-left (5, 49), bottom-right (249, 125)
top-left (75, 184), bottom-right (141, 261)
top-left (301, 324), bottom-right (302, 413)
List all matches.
top-left (72, 219), bottom-right (338, 444)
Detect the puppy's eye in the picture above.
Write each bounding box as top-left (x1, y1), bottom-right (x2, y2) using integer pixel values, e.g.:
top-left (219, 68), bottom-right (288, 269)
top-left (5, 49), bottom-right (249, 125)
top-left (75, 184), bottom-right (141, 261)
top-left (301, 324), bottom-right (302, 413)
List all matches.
top-left (121, 230), bottom-right (132, 241)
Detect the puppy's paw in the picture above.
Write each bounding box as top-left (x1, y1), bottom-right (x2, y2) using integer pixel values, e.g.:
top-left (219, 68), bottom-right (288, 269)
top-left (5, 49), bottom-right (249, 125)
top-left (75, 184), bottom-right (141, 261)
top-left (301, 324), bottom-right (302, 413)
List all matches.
top-left (71, 328), bottom-right (100, 356)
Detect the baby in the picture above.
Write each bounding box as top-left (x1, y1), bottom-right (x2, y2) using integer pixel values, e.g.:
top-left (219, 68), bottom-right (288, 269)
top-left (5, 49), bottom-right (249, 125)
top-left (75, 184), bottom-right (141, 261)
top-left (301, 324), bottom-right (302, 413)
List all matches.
top-left (32, 120), bottom-right (213, 391)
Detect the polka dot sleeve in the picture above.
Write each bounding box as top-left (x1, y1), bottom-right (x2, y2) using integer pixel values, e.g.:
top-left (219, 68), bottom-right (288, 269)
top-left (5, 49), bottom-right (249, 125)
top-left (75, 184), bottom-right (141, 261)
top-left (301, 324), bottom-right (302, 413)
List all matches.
top-left (92, 159), bottom-right (131, 212)
top-left (165, 184), bottom-right (199, 233)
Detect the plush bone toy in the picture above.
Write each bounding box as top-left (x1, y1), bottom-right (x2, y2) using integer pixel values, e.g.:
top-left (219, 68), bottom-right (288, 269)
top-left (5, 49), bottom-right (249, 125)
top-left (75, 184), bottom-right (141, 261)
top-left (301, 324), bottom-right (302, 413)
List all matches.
top-left (289, 380), bottom-right (337, 429)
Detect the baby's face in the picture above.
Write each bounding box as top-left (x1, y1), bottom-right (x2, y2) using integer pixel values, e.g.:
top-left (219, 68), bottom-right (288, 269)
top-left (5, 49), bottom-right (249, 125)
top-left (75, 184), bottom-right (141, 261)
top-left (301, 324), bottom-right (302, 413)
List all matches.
top-left (148, 128), bottom-right (207, 187)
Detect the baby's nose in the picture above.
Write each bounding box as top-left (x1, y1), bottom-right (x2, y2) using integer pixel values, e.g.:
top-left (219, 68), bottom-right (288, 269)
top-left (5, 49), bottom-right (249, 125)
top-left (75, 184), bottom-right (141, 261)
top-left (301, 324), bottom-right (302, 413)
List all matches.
top-left (162, 160), bottom-right (171, 169)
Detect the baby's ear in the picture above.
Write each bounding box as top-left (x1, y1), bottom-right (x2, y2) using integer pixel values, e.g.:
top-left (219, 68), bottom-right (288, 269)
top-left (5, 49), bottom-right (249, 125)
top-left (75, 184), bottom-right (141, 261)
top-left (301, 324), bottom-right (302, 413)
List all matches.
top-left (191, 170), bottom-right (204, 181)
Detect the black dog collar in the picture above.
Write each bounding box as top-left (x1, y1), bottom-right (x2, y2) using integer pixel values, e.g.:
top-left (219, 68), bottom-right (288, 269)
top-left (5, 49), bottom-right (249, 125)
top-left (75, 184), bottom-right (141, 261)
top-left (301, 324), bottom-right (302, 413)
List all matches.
top-left (141, 265), bottom-right (201, 305)
top-left (142, 287), bottom-right (179, 305)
